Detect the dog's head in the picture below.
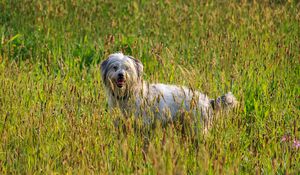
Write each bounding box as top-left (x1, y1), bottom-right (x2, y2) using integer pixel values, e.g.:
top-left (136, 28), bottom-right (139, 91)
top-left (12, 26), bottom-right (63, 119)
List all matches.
top-left (100, 52), bottom-right (143, 96)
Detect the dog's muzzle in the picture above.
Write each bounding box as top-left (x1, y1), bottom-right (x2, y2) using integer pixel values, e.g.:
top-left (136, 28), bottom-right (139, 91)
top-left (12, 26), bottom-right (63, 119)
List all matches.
top-left (116, 73), bottom-right (125, 88)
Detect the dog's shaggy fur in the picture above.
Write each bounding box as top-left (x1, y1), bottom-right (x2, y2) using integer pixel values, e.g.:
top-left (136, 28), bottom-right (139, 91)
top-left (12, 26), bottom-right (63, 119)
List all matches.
top-left (101, 52), bottom-right (237, 128)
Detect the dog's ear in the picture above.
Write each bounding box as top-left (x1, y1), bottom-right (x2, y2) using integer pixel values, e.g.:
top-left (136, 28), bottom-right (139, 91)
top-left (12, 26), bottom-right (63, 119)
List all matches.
top-left (100, 59), bottom-right (109, 82)
top-left (129, 56), bottom-right (143, 79)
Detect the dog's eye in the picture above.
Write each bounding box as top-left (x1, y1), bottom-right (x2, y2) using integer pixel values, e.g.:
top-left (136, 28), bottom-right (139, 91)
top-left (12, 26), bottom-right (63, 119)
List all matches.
top-left (125, 66), bottom-right (129, 70)
top-left (113, 66), bottom-right (118, 71)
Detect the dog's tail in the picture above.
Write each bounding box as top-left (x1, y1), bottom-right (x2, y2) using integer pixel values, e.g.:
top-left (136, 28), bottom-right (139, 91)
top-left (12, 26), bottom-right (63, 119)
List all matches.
top-left (210, 92), bottom-right (238, 111)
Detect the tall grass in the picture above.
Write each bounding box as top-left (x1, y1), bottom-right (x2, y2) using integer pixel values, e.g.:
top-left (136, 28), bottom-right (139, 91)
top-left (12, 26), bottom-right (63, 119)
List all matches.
top-left (0, 0), bottom-right (299, 174)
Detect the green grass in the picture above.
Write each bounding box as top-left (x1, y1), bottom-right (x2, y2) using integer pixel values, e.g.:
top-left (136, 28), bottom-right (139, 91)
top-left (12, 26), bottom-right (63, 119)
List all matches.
top-left (0, 0), bottom-right (299, 174)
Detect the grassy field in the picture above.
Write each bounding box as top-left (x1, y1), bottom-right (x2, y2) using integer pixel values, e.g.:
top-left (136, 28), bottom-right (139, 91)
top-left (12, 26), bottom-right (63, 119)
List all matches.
top-left (0, 0), bottom-right (299, 174)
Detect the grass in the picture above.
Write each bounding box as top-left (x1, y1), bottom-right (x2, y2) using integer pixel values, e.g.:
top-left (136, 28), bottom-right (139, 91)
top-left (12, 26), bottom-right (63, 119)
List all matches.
top-left (0, 0), bottom-right (299, 174)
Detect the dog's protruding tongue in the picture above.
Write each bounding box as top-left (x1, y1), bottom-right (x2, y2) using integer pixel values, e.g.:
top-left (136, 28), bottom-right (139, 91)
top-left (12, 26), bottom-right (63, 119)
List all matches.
top-left (116, 78), bottom-right (125, 87)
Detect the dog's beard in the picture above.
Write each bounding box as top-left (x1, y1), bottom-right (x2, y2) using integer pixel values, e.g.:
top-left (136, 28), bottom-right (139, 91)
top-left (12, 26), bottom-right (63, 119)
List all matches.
top-left (107, 77), bottom-right (135, 99)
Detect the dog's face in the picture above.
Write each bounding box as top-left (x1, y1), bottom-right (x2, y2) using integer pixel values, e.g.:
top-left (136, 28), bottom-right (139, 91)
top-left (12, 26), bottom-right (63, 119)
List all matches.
top-left (101, 53), bottom-right (143, 95)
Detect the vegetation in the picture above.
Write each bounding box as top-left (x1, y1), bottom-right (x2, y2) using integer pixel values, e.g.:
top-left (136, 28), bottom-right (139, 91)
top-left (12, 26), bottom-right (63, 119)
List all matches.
top-left (0, 0), bottom-right (299, 174)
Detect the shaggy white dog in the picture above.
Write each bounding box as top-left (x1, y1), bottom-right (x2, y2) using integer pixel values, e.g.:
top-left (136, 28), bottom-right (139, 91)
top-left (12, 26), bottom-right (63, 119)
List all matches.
top-left (101, 52), bottom-right (237, 128)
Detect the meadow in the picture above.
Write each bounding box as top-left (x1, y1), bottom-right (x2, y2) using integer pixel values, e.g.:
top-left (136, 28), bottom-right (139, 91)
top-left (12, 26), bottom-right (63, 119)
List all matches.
top-left (0, 0), bottom-right (299, 174)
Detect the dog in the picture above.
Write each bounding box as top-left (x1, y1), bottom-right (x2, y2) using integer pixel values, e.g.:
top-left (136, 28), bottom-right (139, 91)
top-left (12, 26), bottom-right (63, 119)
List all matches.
top-left (100, 52), bottom-right (237, 130)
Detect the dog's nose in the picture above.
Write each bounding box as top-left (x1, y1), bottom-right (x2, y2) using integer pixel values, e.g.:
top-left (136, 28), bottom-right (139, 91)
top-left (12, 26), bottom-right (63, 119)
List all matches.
top-left (118, 73), bottom-right (124, 78)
